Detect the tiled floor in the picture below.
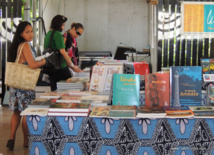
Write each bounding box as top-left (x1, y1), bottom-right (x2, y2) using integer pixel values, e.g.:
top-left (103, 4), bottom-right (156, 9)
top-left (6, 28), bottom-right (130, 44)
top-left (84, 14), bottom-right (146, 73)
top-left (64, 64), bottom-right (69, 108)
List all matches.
top-left (0, 105), bottom-right (28, 155)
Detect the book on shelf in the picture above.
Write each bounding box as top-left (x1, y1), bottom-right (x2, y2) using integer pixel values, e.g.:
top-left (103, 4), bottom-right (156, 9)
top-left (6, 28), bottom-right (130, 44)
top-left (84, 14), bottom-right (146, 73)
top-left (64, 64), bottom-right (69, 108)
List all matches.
top-left (21, 108), bottom-right (49, 116)
top-left (89, 106), bottom-right (111, 117)
top-left (145, 72), bottom-right (170, 107)
top-left (108, 110), bottom-right (136, 119)
top-left (136, 107), bottom-right (166, 118)
top-left (56, 95), bottom-right (82, 103)
top-left (170, 66), bottom-right (202, 106)
top-left (48, 103), bottom-right (90, 112)
top-left (112, 74), bottom-right (140, 106)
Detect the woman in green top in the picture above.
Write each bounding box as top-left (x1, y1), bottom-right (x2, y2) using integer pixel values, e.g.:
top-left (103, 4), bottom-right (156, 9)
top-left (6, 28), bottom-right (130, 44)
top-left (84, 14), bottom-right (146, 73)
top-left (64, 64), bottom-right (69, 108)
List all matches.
top-left (44, 15), bottom-right (82, 91)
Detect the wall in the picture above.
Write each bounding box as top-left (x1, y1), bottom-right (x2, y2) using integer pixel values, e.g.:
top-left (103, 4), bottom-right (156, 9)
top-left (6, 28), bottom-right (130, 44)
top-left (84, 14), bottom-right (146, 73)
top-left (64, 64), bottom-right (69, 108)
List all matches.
top-left (43, 0), bottom-right (149, 55)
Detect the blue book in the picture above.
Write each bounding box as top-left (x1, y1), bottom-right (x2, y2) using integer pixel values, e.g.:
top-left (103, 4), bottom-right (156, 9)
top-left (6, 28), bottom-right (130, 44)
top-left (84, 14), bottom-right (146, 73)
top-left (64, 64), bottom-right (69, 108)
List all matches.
top-left (170, 66), bottom-right (202, 106)
top-left (113, 74), bottom-right (140, 106)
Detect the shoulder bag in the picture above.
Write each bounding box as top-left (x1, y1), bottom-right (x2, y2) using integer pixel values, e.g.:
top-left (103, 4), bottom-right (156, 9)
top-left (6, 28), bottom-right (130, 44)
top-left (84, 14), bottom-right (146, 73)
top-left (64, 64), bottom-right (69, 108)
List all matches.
top-left (5, 42), bottom-right (41, 90)
top-left (43, 30), bottom-right (63, 73)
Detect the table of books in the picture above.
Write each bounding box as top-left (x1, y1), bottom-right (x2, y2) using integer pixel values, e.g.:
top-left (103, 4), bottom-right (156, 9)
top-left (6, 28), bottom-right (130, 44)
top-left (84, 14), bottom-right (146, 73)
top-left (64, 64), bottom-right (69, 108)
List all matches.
top-left (27, 116), bottom-right (214, 155)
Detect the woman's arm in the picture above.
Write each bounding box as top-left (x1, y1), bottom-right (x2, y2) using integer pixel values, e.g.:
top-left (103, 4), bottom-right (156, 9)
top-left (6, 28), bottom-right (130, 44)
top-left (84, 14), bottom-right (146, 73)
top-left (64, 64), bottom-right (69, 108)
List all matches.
top-left (59, 48), bottom-right (82, 73)
top-left (20, 43), bottom-right (46, 69)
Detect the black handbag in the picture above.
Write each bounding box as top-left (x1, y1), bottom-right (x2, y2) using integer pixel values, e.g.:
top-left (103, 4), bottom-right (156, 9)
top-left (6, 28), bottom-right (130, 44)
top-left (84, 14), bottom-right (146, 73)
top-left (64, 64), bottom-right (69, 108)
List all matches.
top-left (43, 30), bottom-right (63, 73)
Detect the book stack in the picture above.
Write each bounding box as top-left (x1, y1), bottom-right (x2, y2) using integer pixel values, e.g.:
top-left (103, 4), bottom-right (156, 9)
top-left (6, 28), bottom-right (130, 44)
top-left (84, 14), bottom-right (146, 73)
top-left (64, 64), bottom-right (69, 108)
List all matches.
top-left (57, 77), bottom-right (89, 91)
top-left (164, 106), bottom-right (194, 118)
top-left (108, 105), bottom-right (136, 119)
top-left (136, 107), bottom-right (166, 118)
top-left (48, 103), bottom-right (90, 116)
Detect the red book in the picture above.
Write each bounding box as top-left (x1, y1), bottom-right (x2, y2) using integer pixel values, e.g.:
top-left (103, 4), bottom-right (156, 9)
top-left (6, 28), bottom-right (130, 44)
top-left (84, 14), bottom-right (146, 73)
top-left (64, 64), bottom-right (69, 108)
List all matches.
top-left (145, 72), bottom-right (170, 107)
top-left (133, 61), bottom-right (149, 75)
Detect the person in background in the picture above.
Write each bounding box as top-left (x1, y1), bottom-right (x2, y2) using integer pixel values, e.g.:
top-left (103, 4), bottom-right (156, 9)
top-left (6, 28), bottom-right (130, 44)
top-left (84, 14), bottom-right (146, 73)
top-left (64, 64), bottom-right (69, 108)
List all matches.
top-left (63, 23), bottom-right (84, 68)
top-left (6, 21), bottom-right (46, 150)
top-left (44, 15), bottom-right (82, 91)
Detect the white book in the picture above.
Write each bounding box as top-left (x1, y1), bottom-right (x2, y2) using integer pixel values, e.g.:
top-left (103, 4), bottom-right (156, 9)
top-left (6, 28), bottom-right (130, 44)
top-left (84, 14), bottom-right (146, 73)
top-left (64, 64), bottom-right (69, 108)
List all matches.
top-left (35, 52), bottom-right (53, 61)
top-left (48, 112), bottom-right (88, 116)
top-left (21, 108), bottom-right (49, 116)
top-left (89, 66), bottom-right (108, 92)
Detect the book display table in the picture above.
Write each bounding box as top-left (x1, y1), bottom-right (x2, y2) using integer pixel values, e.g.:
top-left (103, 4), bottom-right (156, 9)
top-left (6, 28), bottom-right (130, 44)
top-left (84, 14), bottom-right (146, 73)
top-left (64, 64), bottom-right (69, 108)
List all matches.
top-left (27, 116), bottom-right (214, 155)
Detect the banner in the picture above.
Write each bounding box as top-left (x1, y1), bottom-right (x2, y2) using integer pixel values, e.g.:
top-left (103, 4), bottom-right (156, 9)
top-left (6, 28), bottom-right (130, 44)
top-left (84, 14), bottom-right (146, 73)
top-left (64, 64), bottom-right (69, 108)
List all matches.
top-left (181, 2), bottom-right (214, 36)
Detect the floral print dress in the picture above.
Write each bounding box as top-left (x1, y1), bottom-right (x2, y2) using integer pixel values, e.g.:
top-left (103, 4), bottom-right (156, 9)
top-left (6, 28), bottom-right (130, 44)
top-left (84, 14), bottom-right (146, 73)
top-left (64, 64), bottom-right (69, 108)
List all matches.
top-left (9, 43), bottom-right (36, 112)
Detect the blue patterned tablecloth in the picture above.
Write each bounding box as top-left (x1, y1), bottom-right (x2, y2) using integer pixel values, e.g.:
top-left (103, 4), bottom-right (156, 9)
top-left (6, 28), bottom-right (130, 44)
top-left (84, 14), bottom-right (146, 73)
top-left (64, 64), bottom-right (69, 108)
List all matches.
top-left (27, 116), bottom-right (214, 155)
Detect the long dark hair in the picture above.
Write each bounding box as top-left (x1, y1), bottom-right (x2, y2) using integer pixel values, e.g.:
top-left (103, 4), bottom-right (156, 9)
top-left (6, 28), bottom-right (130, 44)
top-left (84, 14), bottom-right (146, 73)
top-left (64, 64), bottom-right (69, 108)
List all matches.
top-left (7, 21), bottom-right (32, 62)
top-left (50, 15), bottom-right (67, 32)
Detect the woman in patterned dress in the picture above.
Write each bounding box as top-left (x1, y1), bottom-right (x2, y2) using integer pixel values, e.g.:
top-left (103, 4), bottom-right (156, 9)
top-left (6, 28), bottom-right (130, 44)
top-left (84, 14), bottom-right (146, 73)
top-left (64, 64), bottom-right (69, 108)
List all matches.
top-left (6, 21), bottom-right (46, 150)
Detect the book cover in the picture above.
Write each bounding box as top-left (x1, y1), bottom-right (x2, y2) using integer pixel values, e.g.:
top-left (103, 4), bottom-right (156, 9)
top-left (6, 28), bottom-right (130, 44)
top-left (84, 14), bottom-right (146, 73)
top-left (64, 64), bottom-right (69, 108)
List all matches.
top-left (110, 105), bottom-right (137, 111)
top-left (49, 103), bottom-right (90, 112)
top-left (89, 66), bottom-right (107, 92)
top-left (103, 65), bottom-right (123, 93)
top-left (163, 106), bottom-right (190, 111)
top-left (108, 110), bottom-right (136, 119)
top-left (145, 73), bottom-right (170, 107)
top-left (21, 108), bottom-right (49, 116)
top-left (170, 66), bottom-right (202, 106)
top-left (113, 74), bottom-right (140, 106)
top-left (90, 107), bottom-right (110, 117)
top-left (29, 98), bottom-right (53, 108)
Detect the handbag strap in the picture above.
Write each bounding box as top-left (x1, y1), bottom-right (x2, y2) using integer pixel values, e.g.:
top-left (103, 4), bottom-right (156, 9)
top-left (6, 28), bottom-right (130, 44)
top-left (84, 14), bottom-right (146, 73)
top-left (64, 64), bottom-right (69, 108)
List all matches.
top-left (15, 42), bottom-right (27, 64)
top-left (48, 30), bottom-right (56, 48)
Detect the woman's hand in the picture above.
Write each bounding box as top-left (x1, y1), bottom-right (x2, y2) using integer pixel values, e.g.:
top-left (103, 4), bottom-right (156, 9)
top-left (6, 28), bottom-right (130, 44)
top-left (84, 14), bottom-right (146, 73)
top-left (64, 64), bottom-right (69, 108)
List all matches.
top-left (71, 65), bottom-right (82, 73)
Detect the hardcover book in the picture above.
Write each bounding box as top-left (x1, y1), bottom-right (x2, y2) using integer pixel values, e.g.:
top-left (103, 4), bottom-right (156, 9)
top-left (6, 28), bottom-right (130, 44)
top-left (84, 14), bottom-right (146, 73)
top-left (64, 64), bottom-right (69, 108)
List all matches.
top-left (48, 112), bottom-right (89, 117)
top-left (137, 107), bottom-right (165, 115)
top-left (170, 66), bottom-right (202, 106)
top-left (112, 74), bottom-right (140, 106)
top-left (29, 98), bottom-right (53, 108)
top-left (189, 106), bottom-right (214, 111)
top-left (90, 107), bottom-right (111, 117)
top-left (145, 73), bottom-right (170, 107)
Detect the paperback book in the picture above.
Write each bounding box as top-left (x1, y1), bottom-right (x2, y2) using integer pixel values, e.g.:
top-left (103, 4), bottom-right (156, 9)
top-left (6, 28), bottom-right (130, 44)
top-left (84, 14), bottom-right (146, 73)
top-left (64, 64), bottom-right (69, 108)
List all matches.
top-left (170, 66), bottom-right (202, 106)
top-left (145, 72), bottom-right (170, 107)
top-left (21, 108), bottom-right (49, 116)
top-left (90, 107), bottom-right (111, 117)
top-left (113, 74), bottom-right (140, 106)
top-left (136, 107), bottom-right (166, 118)
top-left (108, 110), bottom-right (136, 119)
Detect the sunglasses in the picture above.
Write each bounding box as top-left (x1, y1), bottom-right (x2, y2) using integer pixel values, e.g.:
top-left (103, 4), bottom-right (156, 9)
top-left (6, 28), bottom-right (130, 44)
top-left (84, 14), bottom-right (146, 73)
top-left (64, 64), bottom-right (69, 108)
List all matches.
top-left (76, 29), bottom-right (81, 36)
